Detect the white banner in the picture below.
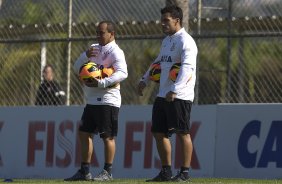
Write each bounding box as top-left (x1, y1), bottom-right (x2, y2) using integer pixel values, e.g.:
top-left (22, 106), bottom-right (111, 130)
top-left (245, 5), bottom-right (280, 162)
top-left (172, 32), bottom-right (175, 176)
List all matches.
top-left (215, 104), bottom-right (282, 179)
top-left (1, 104), bottom-right (281, 179)
top-left (0, 105), bottom-right (216, 179)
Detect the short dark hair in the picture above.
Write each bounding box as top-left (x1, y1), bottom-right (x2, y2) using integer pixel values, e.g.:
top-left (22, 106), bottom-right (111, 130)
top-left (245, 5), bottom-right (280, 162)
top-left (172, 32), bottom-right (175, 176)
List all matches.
top-left (161, 5), bottom-right (183, 26)
top-left (43, 64), bottom-right (53, 73)
top-left (98, 20), bottom-right (116, 33)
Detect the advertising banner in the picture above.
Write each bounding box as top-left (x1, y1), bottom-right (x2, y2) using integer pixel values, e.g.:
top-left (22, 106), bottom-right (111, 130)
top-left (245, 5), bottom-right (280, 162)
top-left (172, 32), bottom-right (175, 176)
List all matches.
top-left (1, 104), bottom-right (281, 179)
top-left (215, 104), bottom-right (282, 179)
top-left (0, 105), bottom-right (216, 179)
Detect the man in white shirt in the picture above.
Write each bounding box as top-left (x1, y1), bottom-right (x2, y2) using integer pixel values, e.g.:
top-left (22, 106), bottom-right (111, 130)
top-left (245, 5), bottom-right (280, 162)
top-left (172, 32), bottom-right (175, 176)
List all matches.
top-left (138, 5), bottom-right (198, 182)
top-left (65, 20), bottom-right (128, 181)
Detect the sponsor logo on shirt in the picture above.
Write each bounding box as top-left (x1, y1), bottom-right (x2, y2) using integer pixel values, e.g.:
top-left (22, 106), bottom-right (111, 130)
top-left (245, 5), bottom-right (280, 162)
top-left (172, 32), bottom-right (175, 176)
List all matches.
top-left (160, 55), bottom-right (173, 63)
top-left (170, 42), bottom-right (176, 51)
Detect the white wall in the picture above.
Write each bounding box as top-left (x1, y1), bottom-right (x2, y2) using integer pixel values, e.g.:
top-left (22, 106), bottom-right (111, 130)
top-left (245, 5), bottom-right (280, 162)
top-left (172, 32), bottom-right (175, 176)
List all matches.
top-left (0, 104), bottom-right (281, 179)
top-left (215, 104), bottom-right (282, 179)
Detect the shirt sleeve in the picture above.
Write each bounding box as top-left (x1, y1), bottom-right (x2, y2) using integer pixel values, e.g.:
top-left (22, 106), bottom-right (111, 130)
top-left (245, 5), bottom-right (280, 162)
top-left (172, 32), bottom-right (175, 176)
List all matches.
top-left (171, 42), bottom-right (197, 93)
top-left (98, 50), bottom-right (128, 88)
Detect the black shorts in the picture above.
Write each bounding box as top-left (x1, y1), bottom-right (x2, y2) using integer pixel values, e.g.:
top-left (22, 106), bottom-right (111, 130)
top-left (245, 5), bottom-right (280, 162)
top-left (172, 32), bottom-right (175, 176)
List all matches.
top-left (79, 104), bottom-right (119, 138)
top-left (151, 97), bottom-right (192, 137)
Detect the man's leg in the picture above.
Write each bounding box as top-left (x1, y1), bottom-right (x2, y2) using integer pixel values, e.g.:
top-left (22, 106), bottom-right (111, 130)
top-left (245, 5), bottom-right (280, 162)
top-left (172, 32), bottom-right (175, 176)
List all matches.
top-left (177, 133), bottom-right (193, 167)
top-left (80, 131), bottom-right (94, 163)
top-left (103, 137), bottom-right (115, 173)
top-left (172, 133), bottom-right (193, 181)
top-left (154, 133), bottom-right (171, 166)
top-left (93, 137), bottom-right (115, 181)
top-left (64, 131), bottom-right (93, 181)
top-left (146, 133), bottom-right (172, 182)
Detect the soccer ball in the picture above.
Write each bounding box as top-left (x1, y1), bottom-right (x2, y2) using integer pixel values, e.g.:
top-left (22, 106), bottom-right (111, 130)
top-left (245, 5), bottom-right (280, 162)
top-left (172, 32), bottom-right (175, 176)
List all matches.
top-left (169, 62), bottom-right (181, 82)
top-left (79, 62), bottom-right (101, 82)
top-left (100, 65), bottom-right (115, 78)
top-left (149, 62), bottom-right (161, 83)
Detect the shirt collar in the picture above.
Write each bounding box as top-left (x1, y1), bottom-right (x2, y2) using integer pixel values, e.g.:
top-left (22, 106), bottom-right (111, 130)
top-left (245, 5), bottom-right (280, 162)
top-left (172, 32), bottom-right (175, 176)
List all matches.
top-left (169, 27), bottom-right (185, 39)
top-left (101, 40), bottom-right (116, 52)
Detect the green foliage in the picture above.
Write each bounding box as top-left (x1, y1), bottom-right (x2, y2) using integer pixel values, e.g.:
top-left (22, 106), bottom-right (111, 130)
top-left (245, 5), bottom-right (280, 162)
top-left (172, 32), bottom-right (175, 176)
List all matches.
top-left (0, 1), bottom-right (282, 105)
top-left (119, 40), bottom-right (161, 104)
top-left (41, 0), bottom-right (67, 23)
top-left (0, 43), bottom-right (40, 105)
top-left (22, 0), bottom-right (45, 24)
top-left (0, 0), bottom-right (67, 25)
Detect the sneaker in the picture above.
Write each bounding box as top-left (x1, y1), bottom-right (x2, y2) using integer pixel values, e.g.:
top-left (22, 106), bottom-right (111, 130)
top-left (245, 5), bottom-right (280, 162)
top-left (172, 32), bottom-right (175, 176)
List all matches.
top-left (171, 171), bottom-right (190, 182)
top-left (64, 170), bottom-right (92, 181)
top-left (93, 170), bottom-right (113, 181)
top-left (146, 169), bottom-right (172, 182)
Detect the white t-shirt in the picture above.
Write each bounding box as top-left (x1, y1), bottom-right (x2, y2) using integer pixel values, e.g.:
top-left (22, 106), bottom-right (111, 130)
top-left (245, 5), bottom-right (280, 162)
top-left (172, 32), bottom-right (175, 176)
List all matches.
top-left (74, 40), bottom-right (128, 107)
top-left (141, 28), bottom-right (198, 101)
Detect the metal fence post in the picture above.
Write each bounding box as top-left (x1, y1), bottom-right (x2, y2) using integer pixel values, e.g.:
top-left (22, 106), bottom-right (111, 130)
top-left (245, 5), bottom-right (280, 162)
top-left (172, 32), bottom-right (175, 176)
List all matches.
top-left (226, 0), bottom-right (232, 103)
top-left (66, 0), bottom-right (73, 106)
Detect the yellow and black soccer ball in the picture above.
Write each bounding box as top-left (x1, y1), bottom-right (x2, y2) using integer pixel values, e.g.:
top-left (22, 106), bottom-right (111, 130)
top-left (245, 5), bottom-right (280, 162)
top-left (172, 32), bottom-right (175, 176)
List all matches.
top-left (99, 65), bottom-right (115, 78)
top-left (149, 62), bottom-right (161, 83)
top-left (169, 62), bottom-right (181, 82)
top-left (79, 62), bottom-right (101, 82)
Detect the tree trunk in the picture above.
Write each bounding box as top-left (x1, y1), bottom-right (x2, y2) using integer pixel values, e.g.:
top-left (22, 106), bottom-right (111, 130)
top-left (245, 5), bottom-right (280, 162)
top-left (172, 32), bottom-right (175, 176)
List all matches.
top-left (166, 0), bottom-right (189, 30)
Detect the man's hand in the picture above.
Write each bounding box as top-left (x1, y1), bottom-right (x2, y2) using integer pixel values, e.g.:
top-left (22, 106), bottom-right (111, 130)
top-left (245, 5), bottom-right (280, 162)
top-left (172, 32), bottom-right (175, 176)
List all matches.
top-left (165, 91), bottom-right (177, 102)
top-left (137, 81), bottom-right (146, 96)
top-left (84, 77), bottom-right (99, 87)
top-left (86, 46), bottom-right (100, 59)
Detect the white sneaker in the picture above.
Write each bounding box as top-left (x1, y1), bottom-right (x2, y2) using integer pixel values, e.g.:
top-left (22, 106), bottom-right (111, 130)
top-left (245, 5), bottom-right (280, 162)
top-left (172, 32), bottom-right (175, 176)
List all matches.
top-left (93, 170), bottom-right (113, 181)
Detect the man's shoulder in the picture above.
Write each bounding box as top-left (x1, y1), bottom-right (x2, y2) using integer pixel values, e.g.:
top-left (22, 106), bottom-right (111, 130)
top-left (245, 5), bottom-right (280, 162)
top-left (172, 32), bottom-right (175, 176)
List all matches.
top-left (178, 32), bottom-right (197, 48)
top-left (110, 44), bottom-right (125, 57)
top-left (179, 31), bottom-right (193, 40)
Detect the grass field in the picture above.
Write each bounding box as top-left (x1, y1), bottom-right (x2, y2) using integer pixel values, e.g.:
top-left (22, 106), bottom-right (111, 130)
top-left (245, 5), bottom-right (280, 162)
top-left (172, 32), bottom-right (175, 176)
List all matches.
top-left (2, 178), bottom-right (282, 184)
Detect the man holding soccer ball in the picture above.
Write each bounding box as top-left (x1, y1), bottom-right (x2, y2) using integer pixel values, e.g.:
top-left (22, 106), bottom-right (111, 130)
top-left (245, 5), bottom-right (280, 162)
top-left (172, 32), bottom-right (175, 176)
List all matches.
top-left (65, 20), bottom-right (128, 181)
top-left (137, 5), bottom-right (198, 182)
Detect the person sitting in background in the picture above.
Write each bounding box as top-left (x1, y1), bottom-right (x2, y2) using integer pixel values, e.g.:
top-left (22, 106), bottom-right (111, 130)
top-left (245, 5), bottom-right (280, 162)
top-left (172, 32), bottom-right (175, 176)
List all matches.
top-left (35, 64), bottom-right (66, 105)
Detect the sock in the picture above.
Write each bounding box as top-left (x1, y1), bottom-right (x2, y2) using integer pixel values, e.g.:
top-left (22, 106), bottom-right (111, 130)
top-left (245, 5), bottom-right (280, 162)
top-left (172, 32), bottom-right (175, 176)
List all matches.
top-left (180, 166), bottom-right (189, 172)
top-left (162, 165), bottom-right (171, 170)
top-left (80, 162), bottom-right (90, 174)
top-left (104, 163), bottom-right (113, 174)
top-left (162, 165), bottom-right (172, 176)
top-left (180, 166), bottom-right (189, 177)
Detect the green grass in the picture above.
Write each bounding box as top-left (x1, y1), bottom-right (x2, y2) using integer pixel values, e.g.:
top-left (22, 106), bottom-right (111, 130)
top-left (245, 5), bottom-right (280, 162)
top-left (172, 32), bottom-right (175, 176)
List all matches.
top-left (1, 178), bottom-right (282, 184)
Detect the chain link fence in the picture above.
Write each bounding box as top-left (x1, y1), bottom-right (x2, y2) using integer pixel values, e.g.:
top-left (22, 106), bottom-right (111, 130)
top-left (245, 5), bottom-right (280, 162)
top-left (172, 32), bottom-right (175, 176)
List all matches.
top-left (0, 0), bottom-right (281, 106)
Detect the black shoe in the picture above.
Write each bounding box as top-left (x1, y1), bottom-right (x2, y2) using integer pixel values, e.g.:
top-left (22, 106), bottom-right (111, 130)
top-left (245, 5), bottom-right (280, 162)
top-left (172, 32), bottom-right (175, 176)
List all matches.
top-left (146, 169), bottom-right (172, 182)
top-left (64, 169), bottom-right (92, 181)
top-left (172, 171), bottom-right (190, 182)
